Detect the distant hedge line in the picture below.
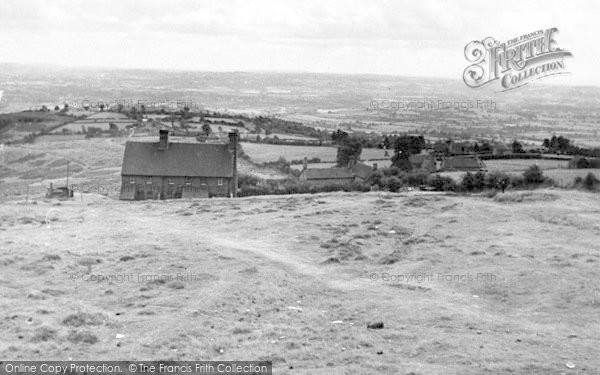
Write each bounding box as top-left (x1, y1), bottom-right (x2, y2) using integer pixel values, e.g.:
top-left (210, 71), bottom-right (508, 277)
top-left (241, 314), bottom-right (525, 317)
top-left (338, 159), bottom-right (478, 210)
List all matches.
top-left (238, 165), bottom-right (567, 197)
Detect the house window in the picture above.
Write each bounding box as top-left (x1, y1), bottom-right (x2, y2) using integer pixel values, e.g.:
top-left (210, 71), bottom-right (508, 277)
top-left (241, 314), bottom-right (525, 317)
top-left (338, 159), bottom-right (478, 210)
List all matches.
top-left (168, 177), bottom-right (174, 185)
top-left (146, 176), bottom-right (152, 185)
top-left (185, 176), bottom-right (192, 185)
top-left (217, 178), bottom-right (223, 186)
top-left (129, 176), bottom-right (135, 184)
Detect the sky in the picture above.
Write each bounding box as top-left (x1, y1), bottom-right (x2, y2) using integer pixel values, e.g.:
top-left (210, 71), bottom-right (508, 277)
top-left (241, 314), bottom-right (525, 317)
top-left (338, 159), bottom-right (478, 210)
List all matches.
top-left (0, 0), bottom-right (597, 86)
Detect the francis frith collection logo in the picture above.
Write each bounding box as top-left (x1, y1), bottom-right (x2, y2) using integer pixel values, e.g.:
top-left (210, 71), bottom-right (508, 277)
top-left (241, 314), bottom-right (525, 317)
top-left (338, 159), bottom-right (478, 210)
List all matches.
top-left (463, 28), bottom-right (572, 91)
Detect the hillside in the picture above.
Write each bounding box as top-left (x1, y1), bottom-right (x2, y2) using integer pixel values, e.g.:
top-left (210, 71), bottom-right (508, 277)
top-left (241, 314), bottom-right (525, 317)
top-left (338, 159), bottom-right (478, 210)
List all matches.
top-left (0, 189), bottom-right (598, 374)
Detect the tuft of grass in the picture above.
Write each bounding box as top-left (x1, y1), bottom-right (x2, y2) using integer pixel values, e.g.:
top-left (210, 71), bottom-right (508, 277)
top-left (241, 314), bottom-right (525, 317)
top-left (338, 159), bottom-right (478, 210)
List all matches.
top-left (62, 312), bottom-right (106, 327)
top-left (30, 327), bottom-right (57, 342)
top-left (67, 330), bottom-right (98, 344)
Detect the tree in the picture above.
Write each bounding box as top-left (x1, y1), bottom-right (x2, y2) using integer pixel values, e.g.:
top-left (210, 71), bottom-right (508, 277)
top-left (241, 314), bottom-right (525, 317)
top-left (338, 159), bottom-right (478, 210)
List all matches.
top-left (511, 140), bottom-right (524, 153)
top-left (523, 165), bottom-right (544, 184)
top-left (331, 129), bottom-right (348, 145)
top-left (336, 137), bottom-right (362, 167)
top-left (461, 172), bottom-right (475, 191)
top-left (487, 172), bottom-right (510, 193)
top-left (473, 171), bottom-right (486, 190)
top-left (582, 172), bottom-right (599, 190)
top-left (542, 138), bottom-right (550, 148)
top-left (54, 105), bottom-right (60, 111)
top-left (202, 123), bottom-right (211, 136)
top-left (391, 135), bottom-right (424, 171)
top-left (99, 103), bottom-right (104, 112)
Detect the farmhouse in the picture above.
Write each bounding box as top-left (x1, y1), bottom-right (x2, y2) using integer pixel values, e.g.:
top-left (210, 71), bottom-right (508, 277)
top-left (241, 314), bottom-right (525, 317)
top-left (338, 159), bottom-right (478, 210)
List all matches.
top-left (440, 155), bottom-right (486, 171)
top-left (351, 161), bottom-right (377, 182)
top-left (119, 130), bottom-right (238, 200)
top-left (299, 167), bottom-right (355, 186)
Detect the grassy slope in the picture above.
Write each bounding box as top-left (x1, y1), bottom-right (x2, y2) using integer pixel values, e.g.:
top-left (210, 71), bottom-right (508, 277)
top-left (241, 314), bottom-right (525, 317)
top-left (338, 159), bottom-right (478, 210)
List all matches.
top-left (0, 190), bottom-right (598, 374)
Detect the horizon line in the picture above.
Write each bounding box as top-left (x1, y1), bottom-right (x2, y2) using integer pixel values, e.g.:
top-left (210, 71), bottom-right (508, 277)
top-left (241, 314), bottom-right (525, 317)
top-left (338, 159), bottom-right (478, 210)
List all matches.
top-left (1, 61), bottom-right (597, 90)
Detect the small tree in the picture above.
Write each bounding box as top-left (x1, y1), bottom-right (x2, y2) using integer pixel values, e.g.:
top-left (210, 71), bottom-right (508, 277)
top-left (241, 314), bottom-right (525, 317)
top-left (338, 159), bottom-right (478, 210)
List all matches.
top-left (461, 172), bottom-right (475, 191)
top-left (202, 123), bottom-right (211, 136)
top-left (511, 140), bottom-right (524, 153)
top-left (582, 173), bottom-right (600, 190)
top-left (487, 172), bottom-right (510, 193)
top-left (473, 171), bottom-right (486, 190)
top-left (336, 138), bottom-right (362, 167)
top-left (523, 165), bottom-right (544, 185)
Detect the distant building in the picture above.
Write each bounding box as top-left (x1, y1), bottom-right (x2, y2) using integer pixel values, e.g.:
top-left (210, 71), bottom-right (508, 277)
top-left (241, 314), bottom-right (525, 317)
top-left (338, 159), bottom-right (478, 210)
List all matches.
top-left (298, 158), bottom-right (379, 186)
top-left (449, 141), bottom-right (473, 155)
top-left (440, 155), bottom-right (486, 171)
top-left (492, 143), bottom-right (511, 156)
top-left (351, 161), bottom-right (377, 182)
top-left (299, 167), bottom-right (355, 186)
top-left (119, 130), bottom-right (238, 200)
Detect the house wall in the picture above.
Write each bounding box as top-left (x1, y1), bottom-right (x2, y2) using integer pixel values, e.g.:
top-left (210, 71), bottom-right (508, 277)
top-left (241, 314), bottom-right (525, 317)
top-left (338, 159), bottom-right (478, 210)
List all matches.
top-left (120, 175), bottom-right (232, 200)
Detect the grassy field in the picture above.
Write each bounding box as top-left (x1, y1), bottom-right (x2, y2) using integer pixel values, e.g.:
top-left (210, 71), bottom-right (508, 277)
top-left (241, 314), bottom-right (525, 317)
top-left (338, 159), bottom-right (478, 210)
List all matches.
top-left (0, 138), bottom-right (288, 199)
top-left (543, 168), bottom-right (600, 187)
top-left (439, 159), bottom-right (598, 187)
top-left (484, 159), bottom-right (569, 172)
top-left (0, 190), bottom-right (598, 373)
top-left (240, 142), bottom-right (388, 163)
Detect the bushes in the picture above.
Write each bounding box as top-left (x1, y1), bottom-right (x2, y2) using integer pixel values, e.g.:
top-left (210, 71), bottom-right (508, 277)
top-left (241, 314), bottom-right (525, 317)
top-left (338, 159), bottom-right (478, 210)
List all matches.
top-left (427, 174), bottom-right (457, 191)
top-left (238, 163), bottom-right (555, 198)
top-left (237, 175), bottom-right (370, 197)
top-left (574, 173), bottom-right (600, 191)
top-left (486, 172), bottom-right (510, 192)
top-left (523, 165), bottom-right (545, 184)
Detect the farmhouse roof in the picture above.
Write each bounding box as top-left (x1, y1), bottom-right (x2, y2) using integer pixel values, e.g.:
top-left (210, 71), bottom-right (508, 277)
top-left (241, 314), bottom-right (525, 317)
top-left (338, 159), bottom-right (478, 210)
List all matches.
top-left (440, 156), bottom-right (485, 171)
top-left (303, 167), bottom-right (354, 180)
top-left (121, 141), bottom-right (234, 177)
top-left (351, 162), bottom-right (374, 180)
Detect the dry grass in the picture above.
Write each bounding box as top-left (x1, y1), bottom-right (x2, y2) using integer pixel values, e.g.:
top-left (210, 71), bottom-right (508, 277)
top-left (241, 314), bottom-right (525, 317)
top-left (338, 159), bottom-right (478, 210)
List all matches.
top-left (0, 189), bottom-right (598, 373)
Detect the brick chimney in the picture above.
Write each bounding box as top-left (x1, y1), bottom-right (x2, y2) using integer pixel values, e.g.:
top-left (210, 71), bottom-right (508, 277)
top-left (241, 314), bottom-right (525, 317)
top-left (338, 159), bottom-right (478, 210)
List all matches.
top-left (158, 129), bottom-right (169, 150)
top-left (228, 132), bottom-right (238, 197)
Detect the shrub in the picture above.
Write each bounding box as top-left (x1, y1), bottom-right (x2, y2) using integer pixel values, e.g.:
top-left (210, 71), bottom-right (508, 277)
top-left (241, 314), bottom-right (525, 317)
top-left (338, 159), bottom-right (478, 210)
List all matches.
top-left (382, 176), bottom-right (402, 192)
top-left (404, 172), bottom-right (429, 186)
top-left (523, 165), bottom-right (545, 185)
top-left (427, 174), bottom-right (456, 191)
top-left (461, 172), bottom-right (475, 191)
top-left (473, 171), bottom-right (486, 190)
top-left (486, 172), bottom-right (510, 192)
top-left (510, 175), bottom-right (524, 188)
top-left (582, 173), bottom-right (600, 190)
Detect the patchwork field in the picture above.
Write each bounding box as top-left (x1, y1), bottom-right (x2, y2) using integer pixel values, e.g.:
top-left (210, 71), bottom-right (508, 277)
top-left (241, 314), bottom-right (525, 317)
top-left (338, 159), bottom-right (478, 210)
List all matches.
top-left (0, 138), bottom-right (288, 200)
top-left (240, 142), bottom-right (388, 163)
top-left (484, 159), bottom-right (569, 173)
top-left (0, 190), bottom-right (598, 374)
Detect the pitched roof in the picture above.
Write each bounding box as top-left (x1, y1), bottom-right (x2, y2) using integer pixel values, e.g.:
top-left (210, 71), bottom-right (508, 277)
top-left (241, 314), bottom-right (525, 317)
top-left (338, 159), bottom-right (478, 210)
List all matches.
top-left (351, 162), bottom-right (374, 180)
top-left (302, 167), bottom-right (354, 180)
top-left (121, 141), bottom-right (234, 177)
top-left (441, 156), bottom-right (485, 171)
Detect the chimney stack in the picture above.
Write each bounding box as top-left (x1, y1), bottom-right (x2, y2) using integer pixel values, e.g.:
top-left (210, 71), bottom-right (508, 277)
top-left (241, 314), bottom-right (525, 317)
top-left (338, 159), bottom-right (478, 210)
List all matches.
top-left (158, 129), bottom-right (169, 150)
top-left (228, 132), bottom-right (238, 197)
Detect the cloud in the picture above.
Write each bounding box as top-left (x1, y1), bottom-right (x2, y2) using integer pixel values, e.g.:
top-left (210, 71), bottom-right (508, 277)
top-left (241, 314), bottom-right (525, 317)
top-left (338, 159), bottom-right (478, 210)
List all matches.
top-left (0, 0), bottom-right (596, 85)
